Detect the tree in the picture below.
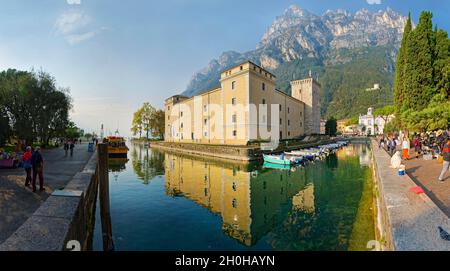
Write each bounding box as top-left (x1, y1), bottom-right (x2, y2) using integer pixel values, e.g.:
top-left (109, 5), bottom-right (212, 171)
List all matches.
top-left (403, 11), bottom-right (435, 112)
top-left (345, 117), bottom-right (358, 126)
top-left (325, 118), bottom-right (337, 136)
top-left (374, 105), bottom-right (395, 123)
top-left (131, 103), bottom-right (158, 140)
top-left (141, 103), bottom-right (156, 140)
top-left (393, 13), bottom-right (412, 115)
top-left (65, 121), bottom-right (81, 139)
top-left (0, 108), bottom-right (10, 145)
top-left (0, 69), bottom-right (72, 146)
top-left (131, 108), bottom-right (143, 138)
top-left (150, 109), bottom-right (165, 140)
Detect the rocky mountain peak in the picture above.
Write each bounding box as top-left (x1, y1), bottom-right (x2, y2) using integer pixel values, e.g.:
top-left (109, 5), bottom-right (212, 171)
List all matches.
top-left (182, 6), bottom-right (410, 96)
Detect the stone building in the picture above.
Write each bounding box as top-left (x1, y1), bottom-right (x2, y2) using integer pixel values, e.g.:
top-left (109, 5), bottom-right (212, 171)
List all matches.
top-left (290, 76), bottom-right (321, 135)
top-left (358, 107), bottom-right (394, 135)
top-left (164, 61), bottom-right (321, 145)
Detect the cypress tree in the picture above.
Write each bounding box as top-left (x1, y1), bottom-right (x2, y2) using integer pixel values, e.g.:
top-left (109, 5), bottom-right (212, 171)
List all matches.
top-left (393, 13), bottom-right (412, 115)
top-left (403, 11), bottom-right (435, 111)
top-left (433, 28), bottom-right (450, 91)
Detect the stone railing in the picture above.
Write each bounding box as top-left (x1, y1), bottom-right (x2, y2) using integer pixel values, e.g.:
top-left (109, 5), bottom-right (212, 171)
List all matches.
top-left (0, 152), bottom-right (99, 251)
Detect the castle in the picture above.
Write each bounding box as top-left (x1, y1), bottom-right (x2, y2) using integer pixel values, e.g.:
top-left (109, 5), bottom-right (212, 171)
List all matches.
top-left (165, 61), bottom-right (321, 145)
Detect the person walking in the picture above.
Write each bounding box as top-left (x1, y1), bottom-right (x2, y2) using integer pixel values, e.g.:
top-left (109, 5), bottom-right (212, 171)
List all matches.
top-left (64, 139), bottom-right (69, 157)
top-left (388, 137), bottom-right (396, 156)
top-left (31, 147), bottom-right (44, 192)
top-left (412, 136), bottom-right (422, 159)
top-left (69, 140), bottom-right (75, 156)
top-left (402, 136), bottom-right (410, 160)
top-left (438, 138), bottom-right (450, 182)
top-left (22, 146), bottom-right (32, 187)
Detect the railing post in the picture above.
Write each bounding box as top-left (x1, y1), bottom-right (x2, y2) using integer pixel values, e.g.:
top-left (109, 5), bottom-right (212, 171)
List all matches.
top-left (98, 143), bottom-right (114, 251)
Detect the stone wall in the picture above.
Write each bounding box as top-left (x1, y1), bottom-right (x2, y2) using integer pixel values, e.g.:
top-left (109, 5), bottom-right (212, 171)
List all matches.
top-left (371, 140), bottom-right (450, 251)
top-left (151, 141), bottom-right (259, 161)
top-left (0, 152), bottom-right (99, 251)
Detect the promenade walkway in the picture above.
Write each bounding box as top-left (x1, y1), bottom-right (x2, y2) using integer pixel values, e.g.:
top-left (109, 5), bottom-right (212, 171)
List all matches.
top-left (0, 143), bottom-right (93, 244)
top-left (405, 155), bottom-right (450, 217)
top-left (372, 143), bottom-right (449, 250)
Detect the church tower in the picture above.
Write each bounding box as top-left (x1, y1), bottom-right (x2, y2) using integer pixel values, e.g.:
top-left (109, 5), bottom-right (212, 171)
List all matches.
top-left (290, 73), bottom-right (321, 135)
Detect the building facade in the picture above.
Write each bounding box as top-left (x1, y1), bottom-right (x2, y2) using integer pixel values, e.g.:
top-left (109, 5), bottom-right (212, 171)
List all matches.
top-left (165, 61), bottom-right (320, 145)
top-left (358, 107), bottom-right (394, 135)
top-left (290, 77), bottom-right (321, 135)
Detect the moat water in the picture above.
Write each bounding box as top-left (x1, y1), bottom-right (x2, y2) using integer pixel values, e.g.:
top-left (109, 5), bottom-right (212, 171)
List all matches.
top-left (92, 142), bottom-right (375, 251)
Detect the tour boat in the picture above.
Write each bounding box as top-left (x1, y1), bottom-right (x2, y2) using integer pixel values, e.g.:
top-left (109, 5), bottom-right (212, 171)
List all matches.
top-left (104, 136), bottom-right (129, 158)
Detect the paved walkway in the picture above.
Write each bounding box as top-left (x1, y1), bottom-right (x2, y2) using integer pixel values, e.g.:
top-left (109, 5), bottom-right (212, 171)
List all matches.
top-left (405, 155), bottom-right (450, 217)
top-left (373, 143), bottom-right (449, 250)
top-left (0, 143), bottom-right (94, 244)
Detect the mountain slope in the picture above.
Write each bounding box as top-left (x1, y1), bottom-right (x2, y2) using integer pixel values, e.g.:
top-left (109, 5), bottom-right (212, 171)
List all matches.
top-left (182, 5), bottom-right (408, 118)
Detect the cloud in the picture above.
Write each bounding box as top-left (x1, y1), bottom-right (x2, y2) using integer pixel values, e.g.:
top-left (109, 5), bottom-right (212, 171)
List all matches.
top-left (66, 31), bottom-right (97, 45)
top-left (55, 10), bottom-right (91, 35)
top-left (366, 0), bottom-right (382, 4)
top-left (67, 0), bottom-right (81, 4)
top-left (55, 10), bottom-right (104, 45)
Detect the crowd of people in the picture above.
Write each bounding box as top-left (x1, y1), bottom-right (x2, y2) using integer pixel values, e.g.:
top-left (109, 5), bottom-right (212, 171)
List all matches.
top-left (378, 130), bottom-right (450, 183)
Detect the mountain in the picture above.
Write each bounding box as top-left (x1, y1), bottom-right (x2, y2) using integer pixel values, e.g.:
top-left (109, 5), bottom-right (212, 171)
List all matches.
top-left (182, 5), bottom-right (409, 119)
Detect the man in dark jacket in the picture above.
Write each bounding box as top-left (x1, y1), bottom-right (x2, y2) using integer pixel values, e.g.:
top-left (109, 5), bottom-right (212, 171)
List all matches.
top-left (438, 138), bottom-right (450, 182)
top-left (31, 147), bottom-right (45, 192)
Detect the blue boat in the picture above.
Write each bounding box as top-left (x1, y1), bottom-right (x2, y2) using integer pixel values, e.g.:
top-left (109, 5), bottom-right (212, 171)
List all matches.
top-left (263, 162), bottom-right (293, 170)
top-left (263, 154), bottom-right (294, 165)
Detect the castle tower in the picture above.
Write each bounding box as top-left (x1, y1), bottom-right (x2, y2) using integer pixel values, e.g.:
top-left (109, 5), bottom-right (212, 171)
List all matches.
top-left (290, 77), bottom-right (321, 135)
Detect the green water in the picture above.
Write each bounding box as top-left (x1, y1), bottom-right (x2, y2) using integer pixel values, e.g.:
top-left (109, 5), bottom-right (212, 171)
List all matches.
top-left (93, 143), bottom-right (375, 251)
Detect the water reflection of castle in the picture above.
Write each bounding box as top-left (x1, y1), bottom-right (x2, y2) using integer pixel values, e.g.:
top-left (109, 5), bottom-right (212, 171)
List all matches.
top-left (164, 153), bottom-right (314, 246)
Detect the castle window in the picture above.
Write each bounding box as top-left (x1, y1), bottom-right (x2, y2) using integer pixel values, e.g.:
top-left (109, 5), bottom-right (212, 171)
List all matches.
top-left (262, 99), bottom-right (266, 105)
top-left (280, 118), bottom-right (282, 125)
top-left (232, 81), bottom-right (236, 90)
top-left (262, 82), bottom-right (266, 91)
top-left (265, 72), bottom-right (267, 77)
top-left (288, 107), bottom-right (290, 113)
top-left (240, 66), bottom-right (243, 71)
top-left (232, 199), bottom-right (237, 208)
top-left (253, 66), bottom-right (256, 71)
top-left (203, 105), bottom-right (207, 112)
top-left (300, 112), bottom-right (303, 117)
top-left (300, 121), bottom-right (303, 127)
top-left (232, 114), bottom-right (237, 123)
top-left (288, 119), bottom-right (290, 126)
top-left (180, 111), bottom-right (183, 117)
top-left (204, 118), bottom-right (208, 125)
top-left (204, 131), bottom-right (208, 137)
top-left (231, 97), bottom-right (236, 105)
top-left (279, 104), bottom-right (282, 111)
top-left (232, 130), bottom-right (237, 137)
top-left (180, 122), bottom-right (183, 128)
top-left (288, 131), bottom-right (291, 136)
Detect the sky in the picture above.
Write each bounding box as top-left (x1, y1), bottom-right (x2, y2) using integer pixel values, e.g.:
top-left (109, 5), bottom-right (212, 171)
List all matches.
top-left (0, 0), bottom-right (449, 137)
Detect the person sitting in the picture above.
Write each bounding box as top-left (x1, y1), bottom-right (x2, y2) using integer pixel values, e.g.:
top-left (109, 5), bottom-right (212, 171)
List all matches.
top-left (390, 151), bottom-right (402, 169)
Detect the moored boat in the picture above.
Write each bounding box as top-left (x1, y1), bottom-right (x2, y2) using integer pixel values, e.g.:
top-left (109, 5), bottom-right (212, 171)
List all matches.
top-left (263, 154), bottom-right (297, 165)
top-left (104, 136), bottom-right (129, 158)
